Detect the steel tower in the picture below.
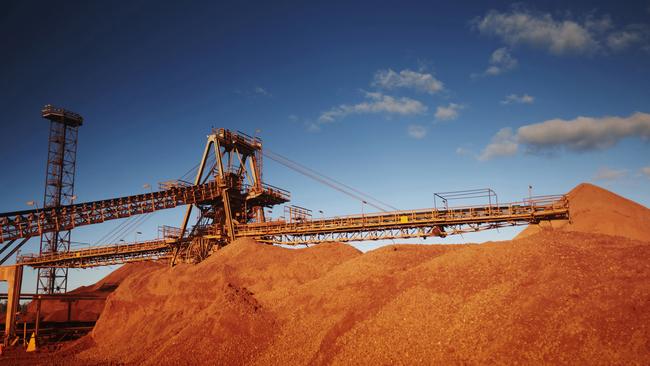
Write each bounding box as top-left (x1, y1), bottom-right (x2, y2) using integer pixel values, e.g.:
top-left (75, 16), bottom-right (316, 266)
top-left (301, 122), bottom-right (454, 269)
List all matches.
top-left (37, 105), bottom-right (83, 294)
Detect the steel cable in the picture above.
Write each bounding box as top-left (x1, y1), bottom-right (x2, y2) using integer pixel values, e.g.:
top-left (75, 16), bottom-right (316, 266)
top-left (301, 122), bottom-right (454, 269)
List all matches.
top-left (263, 149), bottom-right (398, 212)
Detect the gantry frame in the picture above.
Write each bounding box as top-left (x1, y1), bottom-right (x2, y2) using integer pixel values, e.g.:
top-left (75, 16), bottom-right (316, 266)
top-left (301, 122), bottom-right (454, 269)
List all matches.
top-left (38, 105), bottom-right (83, 294)
top-left (18, 195), bottom-right (569, 268)
top-left (0, 181), bottom-right (222, 244)
top-left (173, 128), bottom-right (290, 263)
top-left (1, 128), bottom-right (570, 271)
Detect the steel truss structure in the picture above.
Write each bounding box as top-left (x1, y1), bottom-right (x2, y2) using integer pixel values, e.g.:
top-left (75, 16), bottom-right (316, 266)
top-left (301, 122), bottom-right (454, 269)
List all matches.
top-left (173, 128), bottom-right (290, 264)
top-left (0, 119), bottom-right (573, 345)
top-left (237, 196), bottom-right (569, 244)
top-left (20, 239), bottom-right (172, 268)
top-left (17, 196), bottom-right (569, 268)
top-left (0, 128), bottom-right (570, 270)
top-left (37, 105), bottom-right (83, 294)
top-left (0, 180), bottom-right (222, 244)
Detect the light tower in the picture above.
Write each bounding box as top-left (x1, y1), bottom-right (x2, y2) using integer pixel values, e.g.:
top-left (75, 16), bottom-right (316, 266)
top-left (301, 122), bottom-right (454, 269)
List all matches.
top-left (37, 105), bottom-right (83, 294)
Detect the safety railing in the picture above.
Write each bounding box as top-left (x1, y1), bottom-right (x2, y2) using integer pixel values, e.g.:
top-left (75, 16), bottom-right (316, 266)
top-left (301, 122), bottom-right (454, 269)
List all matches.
top-left (18, 239), bottom-right (171, 267)
top-left (0, 180), bottom-right (222, 243)
top-left (236, 195), bottom-right (569, 237)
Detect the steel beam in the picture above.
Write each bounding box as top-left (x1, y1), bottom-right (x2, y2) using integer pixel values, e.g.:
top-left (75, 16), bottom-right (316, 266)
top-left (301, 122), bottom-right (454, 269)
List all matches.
top-left (0, 238), bottom-right (30, 265)
top-left (17, 196), bottom-right (568, 268)
top-left (0, 181), bottom-right (223, 243)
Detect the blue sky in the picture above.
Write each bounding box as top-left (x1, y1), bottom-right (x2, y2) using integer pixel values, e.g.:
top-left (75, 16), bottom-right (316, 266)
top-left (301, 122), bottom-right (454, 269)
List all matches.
top-left (1, 0), bottom-right (649, 291)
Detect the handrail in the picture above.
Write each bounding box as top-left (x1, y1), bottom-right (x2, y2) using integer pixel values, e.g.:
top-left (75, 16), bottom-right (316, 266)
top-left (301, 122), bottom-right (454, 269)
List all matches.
top-left (0, 181), bottom-right (222, 243)
top-left (15, 195), bottom-right (569, 267)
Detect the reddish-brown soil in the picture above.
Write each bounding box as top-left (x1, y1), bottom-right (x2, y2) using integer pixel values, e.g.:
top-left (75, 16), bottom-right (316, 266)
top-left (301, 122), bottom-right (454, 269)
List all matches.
top-left (517, 183), bottom-right (650, 242)
top-left (21, 183), bottom-right (650, 365)
top-left (20, 262), bottom-right (162, 323)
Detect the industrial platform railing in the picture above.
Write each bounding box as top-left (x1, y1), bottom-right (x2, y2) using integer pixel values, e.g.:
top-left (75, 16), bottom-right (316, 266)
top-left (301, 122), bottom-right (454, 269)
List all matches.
top-left (14, 195), bottom-right (568, 267)
top-left (0, 181), bottom-right (223, 244)
top-left (18, 239), bottom-right (172, 268)
top-left (236, 195), bottom-right (569, 244)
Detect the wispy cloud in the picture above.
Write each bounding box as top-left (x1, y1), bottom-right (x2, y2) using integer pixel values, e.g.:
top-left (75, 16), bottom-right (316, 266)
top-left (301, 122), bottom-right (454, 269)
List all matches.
top-left (517, 112), bottom-right (650, 151)
top-left (254, 86), bottom-right (271, 96)
top-left (485, 47), bottom-right (518, 76)
top-left (479, 127), bottom-right (519, 161)
top-left (407, 124), bottom-right (427, 139)
top-left (306, 121), bottom-right (321, 132)
top-left (372, 69), bottom-right (444, 94)
top-left (607, 24), bottom-right (650, 52)
top-left (473, 7), bottom-right (650, 55)
top-left (641, 166), bottom-right (650, 178)
top-left (435, 103), bottom-right (463, 120)
top-left (318, 91), bottom-right (427, 123)
top-left (501, 93), bottom-right (534, 105)
top-left (478, 112), bottom-right (650, 160)
top-left (594, 166), bottom-right (628, 181)
top-left (455, 147), bottom-right (471, 156)
top-left (236, 86), bottom-right (272, 97)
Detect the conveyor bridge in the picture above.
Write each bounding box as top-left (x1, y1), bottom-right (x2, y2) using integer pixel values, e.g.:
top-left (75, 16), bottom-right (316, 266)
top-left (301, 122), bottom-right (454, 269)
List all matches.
top-left (18, 195), bottom-right (568, 268)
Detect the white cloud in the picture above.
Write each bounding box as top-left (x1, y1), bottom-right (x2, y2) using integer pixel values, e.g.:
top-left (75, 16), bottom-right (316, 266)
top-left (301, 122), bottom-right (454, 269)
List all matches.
top-left (479, 127), bottom-right (519, 161)
top-left (373, 69), bottom-right (444, 94)
top-left (478, 112), bottom-right (650, 160)
top-left (236, 86), bottom-right (272, 97)
top-left (474, 9), bottom-right (601, 55)
top-left (318, 91), bottom-right (427, 123)
top-left (594, 167), bottom-right (627, 181)
top-left (607, 24), bottom-right (650, 52)
top-left (484, 48), bottom-right (518, 76)
top-left (474, 8), bottom-right (650, 55)
top-left (288, 114), bottom-right (299, 122)
top-left (306, 121), bottom-right (321, 132)
top-left (435, 103), bottom-right (463, 120)
top-left (455, 147), bottom-right (471, 156)
top-left (501, 94), bottom-right (535, 105)
top-left (254, 86), bottom-right (271, 96)
top-left (517, 112), bottom-right (650, 151)
top-left (641, 166), bottom-right (650, 177)
top-left (407, 124), bottom-right (427, 139)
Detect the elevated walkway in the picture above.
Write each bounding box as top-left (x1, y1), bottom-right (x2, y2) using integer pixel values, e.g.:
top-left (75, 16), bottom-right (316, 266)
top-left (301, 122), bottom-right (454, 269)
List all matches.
top-left (19, 239), bottom-right (172, 268)
top-left (237, 195), bottom-right (569, 244)
top-left (16, 195), bottom-right (568, 268)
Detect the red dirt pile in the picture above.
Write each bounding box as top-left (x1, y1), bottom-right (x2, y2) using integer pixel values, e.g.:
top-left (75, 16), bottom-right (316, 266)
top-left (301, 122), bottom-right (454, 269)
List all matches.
top-left (517, 182), bottom-right (650, 241)
top-left (81, 241), bottom-right (361, 365)
top-left (67, 183), bottom-right (649, 365)
top-left (23, 262), bottom-right (162, 323)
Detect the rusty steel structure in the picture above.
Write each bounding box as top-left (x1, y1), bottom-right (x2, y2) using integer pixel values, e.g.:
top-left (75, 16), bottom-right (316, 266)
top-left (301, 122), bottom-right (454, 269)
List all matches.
top-left (19, 239), bottom-right (172, 268)
top-left (37, 105), bottom-right (83, 294)
top-left (237, 196), bottom-right (568, 245)
top-left (0, 128), bottom-right (571, 269)
top-left (173, 128), bottom-right (290, 264)
top-left (0, 124), bottom-right (571, 344)
top-left (0, 180), bottom-right (222, 243)
top-left (17, 195), bottom-right (569, 268)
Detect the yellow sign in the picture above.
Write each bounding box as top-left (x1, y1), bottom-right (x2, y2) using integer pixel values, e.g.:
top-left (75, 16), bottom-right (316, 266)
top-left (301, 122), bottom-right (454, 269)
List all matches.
top-left (400, 216), bottom-right (409, 223)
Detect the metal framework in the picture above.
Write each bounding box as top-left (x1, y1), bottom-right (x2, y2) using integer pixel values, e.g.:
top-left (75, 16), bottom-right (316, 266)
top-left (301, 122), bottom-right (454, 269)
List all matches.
top-left (37, 105), bottom-right (83, 294)
top-left (173, 128), bottom-right (290, 264)
top-left (0, 180), bottom-right (222, 243)
top-left (237, 195), bottom-right (568, 244)
top-left (17, 195), bottom-right (569, 268)
top-left (434, 188), bottom-right (498, 210)
top-left (20, 239), bottom-right (172, 268)
top-left (1, 128), bottom-right (570, 270)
